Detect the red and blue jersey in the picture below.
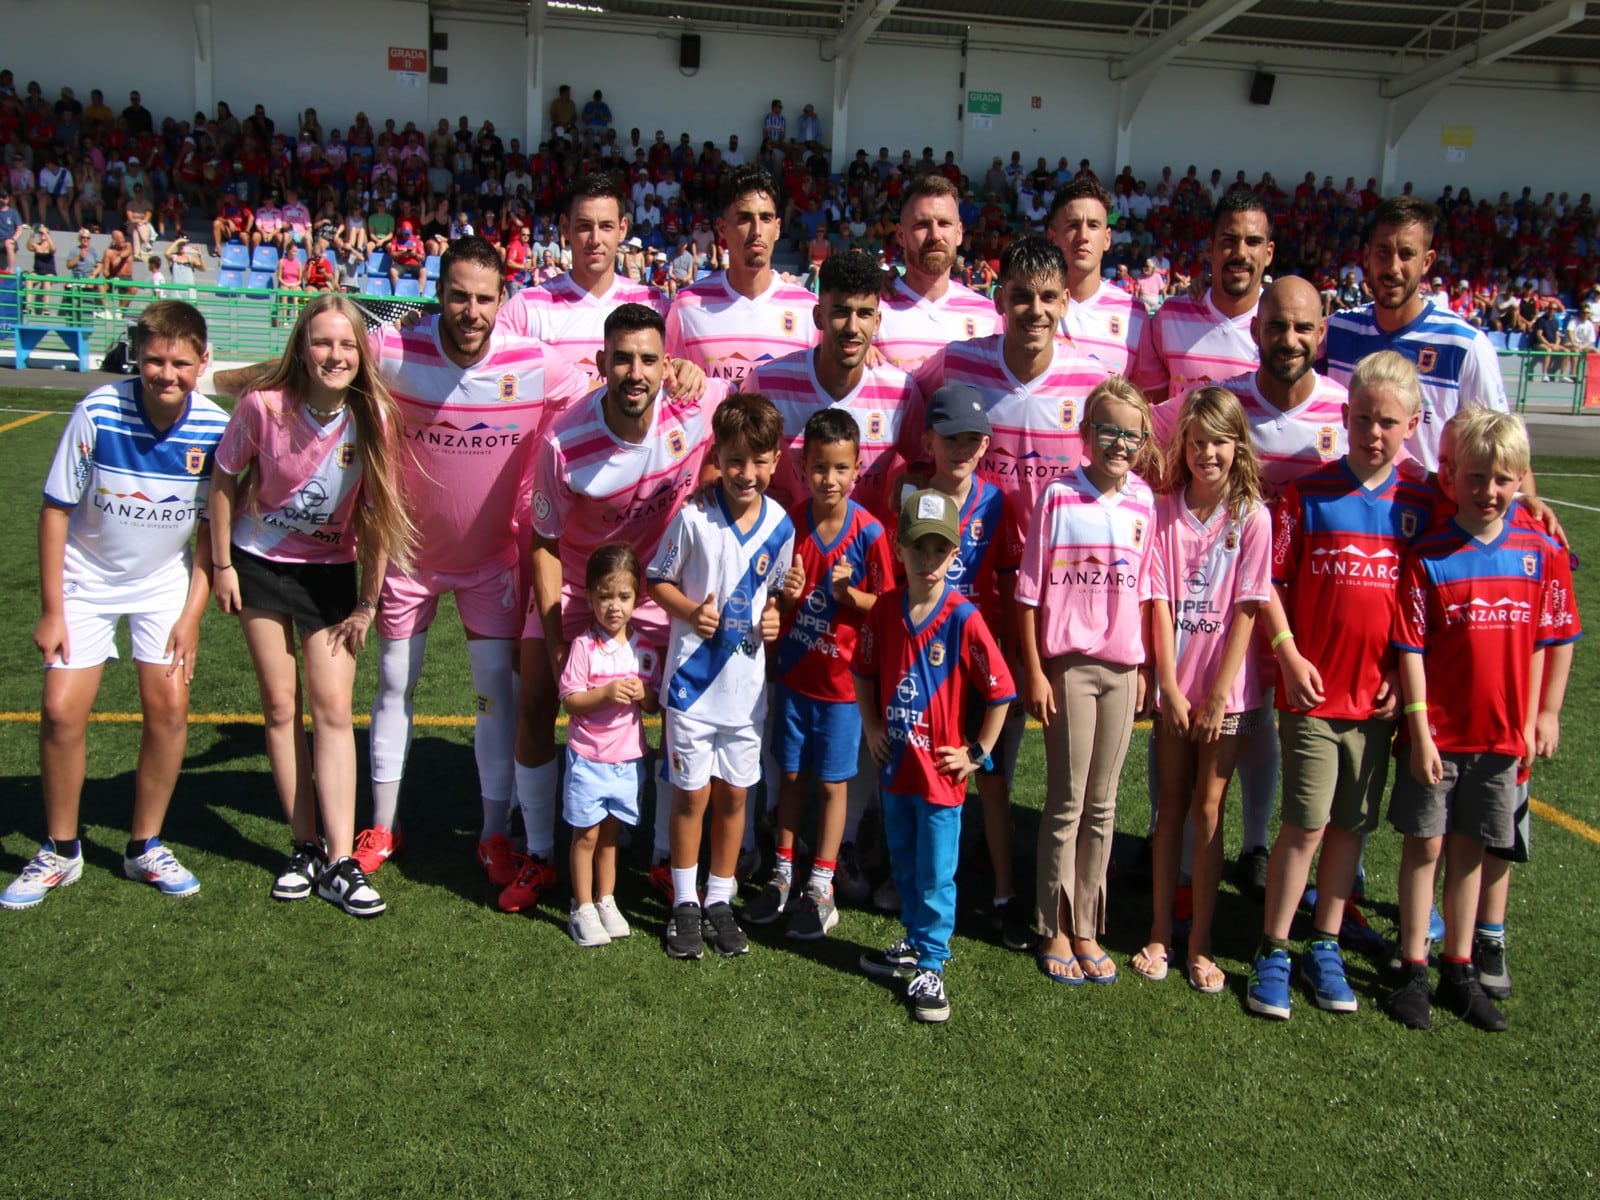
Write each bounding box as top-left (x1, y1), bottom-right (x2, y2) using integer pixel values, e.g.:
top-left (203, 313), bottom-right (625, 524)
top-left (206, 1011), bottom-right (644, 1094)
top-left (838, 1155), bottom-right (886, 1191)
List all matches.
top-left (885, 477), bottom-right (1023, 639)
top-left (852, 584), bottom-right (1017, 807)
top-left (1272, 459), bottom-right (1437, 719)
top-left (1393, 520), bottom-right (1578, 758)
top-left (775, 500), bottom-right (895, 702)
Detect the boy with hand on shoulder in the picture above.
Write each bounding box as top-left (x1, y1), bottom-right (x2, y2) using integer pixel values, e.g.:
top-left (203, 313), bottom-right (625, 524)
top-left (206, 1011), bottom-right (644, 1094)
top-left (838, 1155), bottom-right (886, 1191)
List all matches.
top-left (1247, 351), bottom-right (1436, 1020)
top-left (647, 393), bottom-right (795, 959)
top-left (854, 489), bottom-right (1017, 1023)
top-left (1384, 409), bottom-right (1571, 1033)
top-left (4, 301), bottom-right (229, 910)
top-left (759, 409), bottom-right (894, 939)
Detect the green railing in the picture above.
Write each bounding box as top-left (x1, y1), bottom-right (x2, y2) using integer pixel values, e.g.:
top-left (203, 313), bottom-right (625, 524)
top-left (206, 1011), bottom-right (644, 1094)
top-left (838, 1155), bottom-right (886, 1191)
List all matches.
top-left (5, 274), bottom-right (427, 364)
top-left (1505, 348), bottom-right (1592, 416)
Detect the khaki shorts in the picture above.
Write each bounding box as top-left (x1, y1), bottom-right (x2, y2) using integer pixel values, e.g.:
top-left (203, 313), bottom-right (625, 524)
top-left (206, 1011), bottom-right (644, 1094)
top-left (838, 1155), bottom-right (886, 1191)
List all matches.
top-left (1278, 712), bottom-right (1394, 835)
top-left (1387, 750), bottom-right (1519, 845)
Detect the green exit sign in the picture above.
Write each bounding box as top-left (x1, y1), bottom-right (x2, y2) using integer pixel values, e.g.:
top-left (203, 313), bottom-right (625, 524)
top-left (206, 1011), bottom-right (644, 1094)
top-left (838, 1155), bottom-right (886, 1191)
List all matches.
top-left (967, 91), bottom-right (1002, 115)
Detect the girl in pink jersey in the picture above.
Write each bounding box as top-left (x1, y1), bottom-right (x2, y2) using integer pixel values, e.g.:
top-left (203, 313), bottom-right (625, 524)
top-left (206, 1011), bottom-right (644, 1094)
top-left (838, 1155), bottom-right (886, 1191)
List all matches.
top-left (559, 544), bottom-right (661, 947)
top-left (1136, 386), bottom-right (1270, 992)
top-left (209, 294), bottom-right (415, 918)
top-left (1017, 376), bottom-right (1161, 986)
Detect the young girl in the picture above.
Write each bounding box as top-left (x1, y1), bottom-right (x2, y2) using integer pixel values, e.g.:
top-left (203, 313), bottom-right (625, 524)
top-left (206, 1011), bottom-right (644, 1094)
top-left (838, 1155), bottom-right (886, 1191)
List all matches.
top-left (1017, 376), bottom-right (1161, 985)
top-left (1134, 386), bottom-right (1270, 992)
top-left (209, 293), bottom-right (414, 917)
top-left (559, 544), bottom-right (661, 947)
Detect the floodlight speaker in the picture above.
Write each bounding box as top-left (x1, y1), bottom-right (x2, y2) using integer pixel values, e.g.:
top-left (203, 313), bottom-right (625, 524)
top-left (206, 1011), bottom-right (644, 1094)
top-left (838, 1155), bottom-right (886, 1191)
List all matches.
top-left (680, 35), bottom-right (701, 71)
top-left (1249, 71), bottom-right (1276, 106)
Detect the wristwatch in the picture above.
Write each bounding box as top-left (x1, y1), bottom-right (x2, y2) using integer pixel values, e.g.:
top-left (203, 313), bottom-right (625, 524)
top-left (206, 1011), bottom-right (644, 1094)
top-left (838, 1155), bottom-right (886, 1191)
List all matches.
top-left (967, 741), bottom-right (992, 770)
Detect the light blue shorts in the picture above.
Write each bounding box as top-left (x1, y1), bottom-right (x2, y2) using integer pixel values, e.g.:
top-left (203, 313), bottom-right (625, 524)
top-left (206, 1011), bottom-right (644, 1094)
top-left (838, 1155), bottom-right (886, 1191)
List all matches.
top-left (562, 746), bottom-right (644, 828)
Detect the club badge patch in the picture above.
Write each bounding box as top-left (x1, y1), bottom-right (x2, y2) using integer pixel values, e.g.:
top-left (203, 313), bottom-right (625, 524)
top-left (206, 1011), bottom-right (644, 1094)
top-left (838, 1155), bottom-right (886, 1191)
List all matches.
top-left (185, 446), bottom-right (206, 475)
top-left (498, 373), bottom-right (518, 401)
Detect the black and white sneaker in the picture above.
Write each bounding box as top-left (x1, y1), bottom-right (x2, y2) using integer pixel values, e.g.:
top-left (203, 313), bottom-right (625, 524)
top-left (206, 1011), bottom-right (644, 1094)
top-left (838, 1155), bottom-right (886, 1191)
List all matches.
top-left (907, 968), bottom-right (951, 1023)
top-left (316, 856), bottom-right (386, 917)
top-left (786, 886), bottom-right (839, 941)
top-left (665, 902), bottom-right (705, 959)
top-left (271, 841), bottom-right (325, 901)
top-left (860, 938), bottom-right (919, 980)
top-left (701, 901), bottom-right (749, 957)
top-left (1473, 936), bottom-right (1513, 1000)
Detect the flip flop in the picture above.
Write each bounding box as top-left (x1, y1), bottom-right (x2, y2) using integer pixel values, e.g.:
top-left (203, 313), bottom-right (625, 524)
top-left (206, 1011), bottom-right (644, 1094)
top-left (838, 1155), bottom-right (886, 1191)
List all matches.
top-left (1076, 952), bottom-right (1118, 985)
top-left (1188, 957), bottom-right (1226, 994)
top-left (1130, 946), bottom-right (1169, 982)
top-left (1036, 952), bottom-right (1086, 986)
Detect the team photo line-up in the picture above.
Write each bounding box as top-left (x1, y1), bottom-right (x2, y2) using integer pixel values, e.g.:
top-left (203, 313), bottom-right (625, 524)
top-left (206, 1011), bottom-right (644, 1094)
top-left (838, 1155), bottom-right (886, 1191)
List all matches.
top-left (10, 165), bottom-right (1580, 1030)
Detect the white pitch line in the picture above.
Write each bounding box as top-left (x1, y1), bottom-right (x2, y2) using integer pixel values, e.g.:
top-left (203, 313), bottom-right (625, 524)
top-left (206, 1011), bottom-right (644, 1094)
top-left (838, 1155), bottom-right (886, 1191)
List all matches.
top-left (1542, 497), bottom-right (1600, 514)
top-left (1536, 472), bottom-right (1600, 479)
top-left (0, 407), bottom-right (66, 416)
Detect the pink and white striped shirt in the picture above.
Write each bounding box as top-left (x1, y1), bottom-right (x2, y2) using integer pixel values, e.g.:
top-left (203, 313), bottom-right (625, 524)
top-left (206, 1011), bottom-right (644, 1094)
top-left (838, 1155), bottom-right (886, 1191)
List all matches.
top-left (875, 275), bottom-right (1003, 374)
top-left (1149, 290), bottom-right (1260, 402)
top-left (917, 334), bottom-right (1110, 533)
top-left (664, 273), bottom-right (818, 385)
top-left (1060, 281), bottom-right (1165, 393)
top-left (373, 319), bottom-right (591, 576)
top-left (531, 380), bottom-right (731, 639)
top-left (746, 349), bottom-right (922, 524)
top-left (1015, 467), bottom-right (1156, 666)
top-left (498, 272), bottom-right (668, 381)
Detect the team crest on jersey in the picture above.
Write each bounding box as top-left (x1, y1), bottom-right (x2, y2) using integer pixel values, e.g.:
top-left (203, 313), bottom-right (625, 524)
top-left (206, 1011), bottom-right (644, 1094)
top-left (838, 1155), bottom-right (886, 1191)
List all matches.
top-left (867, 411), bottom-right (885, 441)
top-left (968, 518), bottom-right (983, 543)
top-left (1131, 517), bottom-right (1145, 549)
top-left (964, 318), bottom-right (976, 337)
top-left (338, 443), bottom-right (356, 468)
top-left (498, 373), bottom-right (518, 401)
top-left (1224, 529), bottom-right (1239, 553)
top-left (1058, 399), bottom-right (1076, 430)
top-left (928, 640), bottom-right (946, 667)
top-left (782, 311), bottom-right (796, 334)
top-left (477, 694), bottom-right (491, 714)
top-left (1417, 347), bottom-right (1438, 373)
top-left (666, 428), bottom-right (686, 459)
top-left (1318, 426), bottom-right (1337, 456)
top-left (1109, 316), bottom-right (1122, 337)
top-left (638, 648), bottom-right (657, 677)
top-left (1400, 510), bottom-right (1418, 538)
top-left (755, 553), bottom-right (771, 577)
top-left (184, 446), bottom-right (206, 475)
top-left (1523, 553), bottom-right (1538, 577)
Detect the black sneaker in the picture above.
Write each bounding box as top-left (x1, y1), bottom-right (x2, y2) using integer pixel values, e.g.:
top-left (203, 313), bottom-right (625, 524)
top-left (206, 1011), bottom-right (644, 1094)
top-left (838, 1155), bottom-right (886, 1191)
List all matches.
top-left (742, 878), bottom-right (790, 925)
top-left (1473, 936), bottom-right (1513, 1000)
top-left (271, 841), bottom-right (324, 901)
top-left (907, 968), bottom-right (951, 1023)
top-left (860, 938), bottom-right (919, 980)
top-left (1438, 961), bottom-right (1508, 1032)
top-left (665, 902), bottom-right (704, 959)
top-left (701, 901), bottom-right (749, 956)
top-left (1383, 961), bottom-right (1433, 1030)
top-left (786, 886), bottom-right (839, 941)
top-left (991, 896), bottom-right (1033, 951)
top-left (1235, 845), bottom-right (1270, 902)
top-left (316, 856), bottom-right (386, 917)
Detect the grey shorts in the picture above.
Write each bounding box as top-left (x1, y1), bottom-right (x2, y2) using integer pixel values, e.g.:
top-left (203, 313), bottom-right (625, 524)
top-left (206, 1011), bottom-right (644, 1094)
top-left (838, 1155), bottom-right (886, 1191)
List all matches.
top-left (1387, 750), bottom-right (1519, 845)
top-left (1278, 712), bottom-right (1394, 835)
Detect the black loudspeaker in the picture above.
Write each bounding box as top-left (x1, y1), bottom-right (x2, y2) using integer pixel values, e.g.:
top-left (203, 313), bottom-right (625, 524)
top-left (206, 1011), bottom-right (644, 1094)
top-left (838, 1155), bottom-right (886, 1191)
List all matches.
top-left (1249, 71), bottom-right (1276, 105)
top-left (680, 34), bottom-right (701, 70)
top-left (430, 31), bottom-right (448, 52)
top-left (430, 66), bottom-right (448, 85)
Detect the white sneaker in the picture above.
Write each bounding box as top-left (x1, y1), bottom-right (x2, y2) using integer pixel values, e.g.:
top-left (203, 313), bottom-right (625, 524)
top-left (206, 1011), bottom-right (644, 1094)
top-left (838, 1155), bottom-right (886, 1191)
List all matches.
top-left (122, 839), bottom-right (200, 897)
top-left (316, 856), bottom-right (385, 917)
top-left (2, 843), bottom-right (83, 910)
top-left (595, 895), bottom-right (631, 939)
top-left (568, 902), bottom-right (612, 947)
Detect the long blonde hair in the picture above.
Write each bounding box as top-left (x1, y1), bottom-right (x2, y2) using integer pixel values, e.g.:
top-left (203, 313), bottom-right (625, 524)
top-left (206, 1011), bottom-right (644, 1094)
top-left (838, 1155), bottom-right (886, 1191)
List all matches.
top-left (1080, 375), bottom-right (1164, 482)
top-left (1163, 386), bottom-right (1264, 523)
top-left (249, 293), bottom-right (416, 570)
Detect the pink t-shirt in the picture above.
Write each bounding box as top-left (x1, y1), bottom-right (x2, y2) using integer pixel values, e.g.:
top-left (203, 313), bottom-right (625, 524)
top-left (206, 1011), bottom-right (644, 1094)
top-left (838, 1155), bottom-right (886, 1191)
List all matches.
top-left (875, 275), bottom-right (1002, 375)
top-left (497, 272), bottom-right (668, 381)
top-left (559, 626), bottom-right (663, 762)
top-left (664, 272), bottom-right (819, 385)
top-left (1150, 290), bottom-right (1259, 401)
top-left (917, 335), bottom-right (1110, 538)
top-left (373, 318), bottom-right (591, 576)
top-left (746, 348), bottom-right (922, 525)
top-left (1059, 281), bottom-right (1165, 392)
top-left (214, 388), bottom-right (364, 565)
top-left (1014, 467), bottom-right (1156, 666)
top-left (1148, 491), bottom-right (1272, 713)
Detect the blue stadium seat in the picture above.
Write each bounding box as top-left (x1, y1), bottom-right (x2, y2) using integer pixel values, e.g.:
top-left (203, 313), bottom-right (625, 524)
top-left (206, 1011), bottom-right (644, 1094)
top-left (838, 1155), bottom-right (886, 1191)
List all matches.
top-left (215, 268), bottom-right (245, 292)
top-left (366, 250), bottom-right (391, 276)
top-left (323, 250), bottom-right (338, 272)
top-left (424, 254), bottom-right (441, 276)
top-left (421, 278), bottom-right (437, 299)
top-left (219, 244), bottom-right (250, 271)
top-left (394, 277), bottom-right (421, 298)
top-left (362, 276), bottom-right (393, 297)
top-left (246, 271), bottom-right (275, 290)
top-left (1487, 330), bottom-right (1508, 351)
top-left (250, 246), bottom-right (280, 272)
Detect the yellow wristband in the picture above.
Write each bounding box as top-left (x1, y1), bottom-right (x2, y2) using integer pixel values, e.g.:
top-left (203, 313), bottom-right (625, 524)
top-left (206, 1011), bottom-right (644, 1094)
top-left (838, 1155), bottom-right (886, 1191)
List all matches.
top-left (1270, 630), bottom-right (1294, 649)
top-left (1403, 702), bottom-right (1428, 714)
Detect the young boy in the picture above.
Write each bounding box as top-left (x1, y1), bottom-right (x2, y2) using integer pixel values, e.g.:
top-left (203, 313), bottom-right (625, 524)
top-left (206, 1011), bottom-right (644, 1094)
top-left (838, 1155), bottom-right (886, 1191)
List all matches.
top-left (1247, 351), bottom-right (1436, 1019)
top-left (759, 409), bottom-right (894, 939)
top-left (647, 393), bottom-right (795, 959)
top-left (853, 489), bottom-right (1016, 1022)
top-left (1384, 408), bottom-right (1570, 1032)
top-left (4, 301), bottom-right (227, 910)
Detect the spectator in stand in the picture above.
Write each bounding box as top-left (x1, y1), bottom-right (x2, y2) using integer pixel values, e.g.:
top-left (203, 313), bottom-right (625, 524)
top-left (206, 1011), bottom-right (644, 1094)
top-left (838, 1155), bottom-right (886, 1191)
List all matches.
top-left (37, 153), bottom-right (73, 230)
top-left (581, 90), bottom-right (612, 146)
top-left (166, 236), bottom-right (204, 294)
top-left (9, 153), bottom-right (36, 225)
top-left (304, 237), bottom-right (335, 293)
top-left (763, 99), bottom-right (788, 152)
top-left (1532, 299), bottom-right (1565, 380)
top-left (99, 228), bottom-right (135, 318)
top-left (124, 184), bottom-right (155, 258)
top-left (213, 190), bottom-right (253, 256)
top-left (0, 190), bottom-right (20, 273)
top-left (550, 85), bottom-right (577, 138)
top-left (368, 198), bottom-right (396, 253)
top-left (389, 221), bottom-right (426, 292)
top-left (282, 188), bottom-right (312, 250)
top-left (122, 90), bottom-right (153, 137)
top-left (253, 191), bottom-right (283, 252)
top-left (798, 103), bottom-right (823, 148)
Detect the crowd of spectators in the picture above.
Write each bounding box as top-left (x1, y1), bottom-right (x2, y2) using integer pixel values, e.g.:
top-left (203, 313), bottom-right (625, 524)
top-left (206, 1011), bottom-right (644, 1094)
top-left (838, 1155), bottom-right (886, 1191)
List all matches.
top-left (2, 64), bottom-right (1597, 342)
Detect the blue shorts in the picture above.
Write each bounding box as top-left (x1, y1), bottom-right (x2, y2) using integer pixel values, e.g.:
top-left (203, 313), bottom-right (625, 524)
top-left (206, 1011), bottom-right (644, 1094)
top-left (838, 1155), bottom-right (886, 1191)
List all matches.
top-left (562, 746), bottom-right (643, 828)
top-left (771, 683), bottom-right (861, 782)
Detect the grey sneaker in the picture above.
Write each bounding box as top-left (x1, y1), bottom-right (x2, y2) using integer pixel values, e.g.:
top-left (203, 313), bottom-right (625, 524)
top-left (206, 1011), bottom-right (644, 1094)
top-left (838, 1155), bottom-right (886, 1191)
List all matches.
top-left (743, 877), bottom-right (791, 925)
top-left (1473, 936), bottom-right (1512, 1000)
top-left (701, 901), bottom-right (749, 956)
top-left (595, 895), bottom-right (631, 939)
top-left (568, 902), bottom-right (612, 948)
top-left (665, 902), bottom-right (704, 959)
top-left (907, 968), bottom-right (951, 1023)
top-left (860, 938), bottom-right (919, 980)
top-left (786, 885), bottom-right (839, 941)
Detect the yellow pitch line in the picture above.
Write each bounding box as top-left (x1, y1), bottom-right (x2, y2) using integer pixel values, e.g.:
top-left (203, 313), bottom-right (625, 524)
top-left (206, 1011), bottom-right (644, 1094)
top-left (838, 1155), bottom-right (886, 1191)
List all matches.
top-left (0, 411), bottom-right (56, 435)
top-left (1530, 797), bottom-right (1600, 846)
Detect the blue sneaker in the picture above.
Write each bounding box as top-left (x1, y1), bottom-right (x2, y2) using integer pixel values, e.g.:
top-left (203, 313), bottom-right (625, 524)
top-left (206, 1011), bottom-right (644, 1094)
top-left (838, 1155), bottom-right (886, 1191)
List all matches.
top-left (123, 839), bottom-right (200, 897)
top-left (1338, 901), bottom-right (1388, 955)
top-left (1302, 939), bottom-right (1358, 1012)
top-left (2, 842), bottom-right (84, 910)
top-left (1427, 905), bottom-right (1446, 943)
top-left (1246, 948), bottom-right (1292, 1020)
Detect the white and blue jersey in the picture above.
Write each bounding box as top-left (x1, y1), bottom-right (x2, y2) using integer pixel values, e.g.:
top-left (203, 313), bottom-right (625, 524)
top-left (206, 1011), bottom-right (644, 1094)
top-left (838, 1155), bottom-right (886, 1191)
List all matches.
top-left (647, 485), bottom-right (795, 728)
top-left (1324, 303), bottom-right (1506, 474)
top-left (42, 381), bottom-right (228, 594)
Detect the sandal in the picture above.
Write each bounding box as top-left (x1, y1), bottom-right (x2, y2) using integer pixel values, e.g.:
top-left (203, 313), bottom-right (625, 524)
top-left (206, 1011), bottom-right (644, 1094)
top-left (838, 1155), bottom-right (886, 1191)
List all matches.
top-left (1036, 952), bottom-right (1086, 986)
top-left (1130, 944), bottom-right (1169, 982)
top-left (1187, 956), bottom-right (1225, 994)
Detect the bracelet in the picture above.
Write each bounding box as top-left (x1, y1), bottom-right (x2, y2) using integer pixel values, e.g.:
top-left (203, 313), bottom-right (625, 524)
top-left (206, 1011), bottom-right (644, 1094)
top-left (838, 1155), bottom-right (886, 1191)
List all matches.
top-left (1270, 630), bottom-right (1294, 649)
top-left (355, 599), bottom-right (377, 612)
top-left (214, 562), bottom-right (233, 571)
top-left (1403, 701), bottom-right (1428, 714)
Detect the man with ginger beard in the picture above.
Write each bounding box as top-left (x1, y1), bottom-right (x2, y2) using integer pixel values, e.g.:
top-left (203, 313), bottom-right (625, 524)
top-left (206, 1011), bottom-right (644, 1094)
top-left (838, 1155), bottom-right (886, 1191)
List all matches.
top-left (875, 174), bottom-right (1002, 374)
